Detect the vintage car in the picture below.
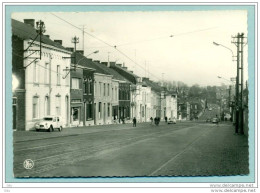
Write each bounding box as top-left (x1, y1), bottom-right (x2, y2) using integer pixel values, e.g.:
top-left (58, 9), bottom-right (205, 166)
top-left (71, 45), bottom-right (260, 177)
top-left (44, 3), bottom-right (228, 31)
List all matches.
top-left (212, 117), bottom-right (219, 124)
top-left (35, 116), bottom-right (63, 132)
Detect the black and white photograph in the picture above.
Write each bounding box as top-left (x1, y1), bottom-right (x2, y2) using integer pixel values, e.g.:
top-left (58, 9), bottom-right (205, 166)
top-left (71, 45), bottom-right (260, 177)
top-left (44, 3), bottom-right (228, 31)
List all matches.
top-left (10, 6), bottom-right (251, 180)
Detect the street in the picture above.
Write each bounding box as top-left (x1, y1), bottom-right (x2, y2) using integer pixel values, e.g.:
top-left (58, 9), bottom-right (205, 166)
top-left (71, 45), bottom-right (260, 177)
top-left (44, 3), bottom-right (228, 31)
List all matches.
top-left (13, 120), bottom-right (249, 177)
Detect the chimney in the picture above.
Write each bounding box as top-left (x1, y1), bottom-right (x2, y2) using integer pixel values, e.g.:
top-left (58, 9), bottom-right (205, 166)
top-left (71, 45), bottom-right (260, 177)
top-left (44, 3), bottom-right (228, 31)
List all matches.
top-left (24, 19), bottom-right (35, 28)
top-left (76, 50), bottom-right (84, 55)
top-left (66, 47), bottom-right (74, 52)
top-left (54, 40), bottom-right (62, 45)
top-left (110, 62), bottom-right (115, 67)
top-left (101, 62), bottom-right (108, 66)
top-left (122, 66), bottom-right (127, 70)
top-left (45, 35), bottom-right (50, 39)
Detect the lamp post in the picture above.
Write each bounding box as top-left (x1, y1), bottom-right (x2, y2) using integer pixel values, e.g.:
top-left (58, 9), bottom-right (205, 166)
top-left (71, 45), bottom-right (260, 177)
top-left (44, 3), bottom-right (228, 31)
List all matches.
top-left (213, 41), bottom-right (238, 133)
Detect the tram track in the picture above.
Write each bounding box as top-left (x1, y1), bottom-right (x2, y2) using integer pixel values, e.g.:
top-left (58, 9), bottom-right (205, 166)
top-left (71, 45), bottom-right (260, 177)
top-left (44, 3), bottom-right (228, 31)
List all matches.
top-left (14, 125), bottom-right (198, 177)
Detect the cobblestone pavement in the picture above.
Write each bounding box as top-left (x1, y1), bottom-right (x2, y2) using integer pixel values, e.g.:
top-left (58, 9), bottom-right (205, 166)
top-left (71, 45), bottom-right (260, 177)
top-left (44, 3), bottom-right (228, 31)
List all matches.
top-left (13, 121), bottom-right (248, 177)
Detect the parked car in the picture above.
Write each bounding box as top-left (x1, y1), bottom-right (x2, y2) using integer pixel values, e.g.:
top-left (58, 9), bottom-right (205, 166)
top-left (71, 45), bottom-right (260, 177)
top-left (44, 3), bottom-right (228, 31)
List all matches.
top-left (209, 108), bottom-right (212, 111)
top-left (212, 118), bottom-right (219, 124)
top-left (35, 116), bottom-right (63, 132)
top-left (206, 118), bottom-right (211, 122)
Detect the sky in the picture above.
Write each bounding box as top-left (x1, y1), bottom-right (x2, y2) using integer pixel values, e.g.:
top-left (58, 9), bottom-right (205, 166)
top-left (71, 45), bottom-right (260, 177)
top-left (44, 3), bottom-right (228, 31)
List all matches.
top-left (12, 10), bottom-right (248, 86)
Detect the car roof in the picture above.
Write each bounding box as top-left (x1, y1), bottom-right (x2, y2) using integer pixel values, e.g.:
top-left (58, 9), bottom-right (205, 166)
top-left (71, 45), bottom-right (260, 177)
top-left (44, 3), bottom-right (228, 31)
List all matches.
top-left (43, 116), bottom-right (61, 118)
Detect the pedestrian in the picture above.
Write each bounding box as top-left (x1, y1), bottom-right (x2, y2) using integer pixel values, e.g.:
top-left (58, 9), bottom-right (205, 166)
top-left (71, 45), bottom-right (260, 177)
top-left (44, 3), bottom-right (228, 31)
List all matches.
top-left (133, 117), bottom-right (137, 127)
top-left (154, 117), bottom-right (158, 126)
top-left (216, 115), bottom-right (219, 126)
top-left (150, 117), bottom-right (153, 125)
top-left (165, 116), bottom-right (168, 123)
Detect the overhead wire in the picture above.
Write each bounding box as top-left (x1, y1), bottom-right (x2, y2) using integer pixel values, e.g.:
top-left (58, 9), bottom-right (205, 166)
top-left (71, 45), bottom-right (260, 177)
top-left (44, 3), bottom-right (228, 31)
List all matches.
top-left (50, 13), bottom-right (162, 81)
top-left (49, 13), bottom-right (217, 81)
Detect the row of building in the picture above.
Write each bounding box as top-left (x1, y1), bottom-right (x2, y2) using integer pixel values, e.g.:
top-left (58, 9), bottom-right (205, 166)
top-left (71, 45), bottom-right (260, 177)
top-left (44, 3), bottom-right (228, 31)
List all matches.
top-left (12, 19), bottom-right (182, 131)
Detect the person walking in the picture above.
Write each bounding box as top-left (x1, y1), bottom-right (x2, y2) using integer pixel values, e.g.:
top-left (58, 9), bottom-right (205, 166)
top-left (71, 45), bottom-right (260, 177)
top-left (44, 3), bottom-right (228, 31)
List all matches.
top-left (133, 117), bottom-right (137, 127)
top-left (154, 117), bottom-right (158, 126)
top-left (165, 116), bottom-right (168, 123)
top-left (150, 117), bottom-right (153, 125)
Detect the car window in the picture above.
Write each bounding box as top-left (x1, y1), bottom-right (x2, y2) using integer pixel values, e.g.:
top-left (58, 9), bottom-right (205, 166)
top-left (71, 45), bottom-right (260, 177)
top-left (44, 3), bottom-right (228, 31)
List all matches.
top-left (53, 118), bottom-right (56, 122)
top-left (43, 117), bottom-right (53, 121)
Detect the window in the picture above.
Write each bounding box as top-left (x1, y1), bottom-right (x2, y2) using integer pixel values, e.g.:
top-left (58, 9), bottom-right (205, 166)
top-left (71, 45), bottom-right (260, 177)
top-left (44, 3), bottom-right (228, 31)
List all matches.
top-left (44, 63), bottom-right (49, 84)
top-left (56, 96), bottom-right (61, 115)
top-left (112, 88), bottom-right (114, 100)
top-left (33, 61), bottom-right (39, 83)
top-left (57, 65), bottom-right (60, 85)
top-left (44, 96), bottom-right (50, 115)
top-left (88, 79), bottom-right (92, 94)
top-left (32, 96), bottom-right (39, 118)
top-left (86, 102), bottom-right (93, 120)
top-left (195, 105), bottom-right (197, 109)
top-left (108, 103), bottom-right (110, 116)
top-left (104, 83), bottom-right (106, 96)
top-left (72, 107), bottom-right (79, 121)
top-left (72, 78), bottom-right (80, 89)
top-left (83, 79), bottom-right (87, 94)
top-left (108, 84), bottom-right (110, 96)
top-left (99, 82), bottom-right (102, 96)
top-left (115, 87), bottom-right (118, 100)
top-left (98, 102), bottom-right (102, 119)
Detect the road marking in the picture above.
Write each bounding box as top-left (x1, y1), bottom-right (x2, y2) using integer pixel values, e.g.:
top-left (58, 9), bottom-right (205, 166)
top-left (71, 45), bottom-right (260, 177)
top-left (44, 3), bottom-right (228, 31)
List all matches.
top-left (149, 129), bottom-right (211, 176)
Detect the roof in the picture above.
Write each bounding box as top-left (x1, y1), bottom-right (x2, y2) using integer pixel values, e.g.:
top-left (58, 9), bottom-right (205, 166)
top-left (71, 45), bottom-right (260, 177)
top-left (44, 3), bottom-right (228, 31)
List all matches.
top-left (110, 63), bottom-right (140, 84)
top-left (12, 19), bottom-right (68, 51)
top-left (142, 78), bottom-right (163, 93)
top-left (94, 62), bottom-right (131, 83)
top-left (74, 52), bottom-right (110, 76)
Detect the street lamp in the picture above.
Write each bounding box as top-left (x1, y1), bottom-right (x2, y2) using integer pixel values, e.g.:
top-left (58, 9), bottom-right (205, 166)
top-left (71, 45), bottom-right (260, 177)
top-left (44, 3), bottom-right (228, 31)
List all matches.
top-left (213, 42), bottom-right (235, 60)
top-left (86, 50), bottom-right (99, 57)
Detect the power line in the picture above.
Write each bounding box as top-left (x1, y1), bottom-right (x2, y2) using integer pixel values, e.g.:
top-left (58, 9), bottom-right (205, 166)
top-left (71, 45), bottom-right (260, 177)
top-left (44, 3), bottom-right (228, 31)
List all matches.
top-left (50, 13), bottom-right (162, 81)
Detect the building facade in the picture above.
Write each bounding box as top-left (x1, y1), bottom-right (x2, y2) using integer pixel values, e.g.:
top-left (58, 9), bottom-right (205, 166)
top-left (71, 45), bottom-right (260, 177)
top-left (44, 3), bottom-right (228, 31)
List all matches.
top-left (12, 19), bottom-right (71, 131)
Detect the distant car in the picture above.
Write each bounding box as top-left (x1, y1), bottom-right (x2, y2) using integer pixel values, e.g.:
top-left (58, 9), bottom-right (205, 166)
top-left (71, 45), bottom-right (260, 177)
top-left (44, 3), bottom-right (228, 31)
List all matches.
top-left (35, 116), bottom-right (63, 132)
top-left (209, 108), bottom-right (212, 111)
top-left (212, 118), bottom-right (219, 124)
top-left (206, 118), bottom-right (211, 122)
top-left (168, 118), bottom-right (177, 124)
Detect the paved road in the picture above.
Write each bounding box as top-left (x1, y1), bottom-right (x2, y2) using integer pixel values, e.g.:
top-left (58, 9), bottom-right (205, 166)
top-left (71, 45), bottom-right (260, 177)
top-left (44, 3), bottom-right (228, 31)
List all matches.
top-left (13, 121), bottom-right (248, 177)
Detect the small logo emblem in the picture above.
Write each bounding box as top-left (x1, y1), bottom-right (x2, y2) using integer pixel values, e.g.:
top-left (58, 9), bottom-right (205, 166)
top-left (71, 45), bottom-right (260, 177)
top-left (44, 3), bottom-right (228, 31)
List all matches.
top-left (23, 159), bottom-right (34, 169)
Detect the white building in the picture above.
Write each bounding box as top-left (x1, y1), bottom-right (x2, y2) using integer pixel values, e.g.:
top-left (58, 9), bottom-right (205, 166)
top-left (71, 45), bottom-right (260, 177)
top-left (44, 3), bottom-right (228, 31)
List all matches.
top-left (24, 39), bottom-right (71, 130)
top-left (12, 19), bottom-right (71, 131)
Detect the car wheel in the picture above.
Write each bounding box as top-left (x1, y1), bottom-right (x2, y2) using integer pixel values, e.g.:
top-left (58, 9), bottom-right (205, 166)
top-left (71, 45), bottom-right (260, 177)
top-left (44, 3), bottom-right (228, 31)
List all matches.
top-left (59, 126), bottom-right (62, 132)
top-left (36, 129), bottom-right (39, 132)
top-left (49, 125), bottom-right (53, 132)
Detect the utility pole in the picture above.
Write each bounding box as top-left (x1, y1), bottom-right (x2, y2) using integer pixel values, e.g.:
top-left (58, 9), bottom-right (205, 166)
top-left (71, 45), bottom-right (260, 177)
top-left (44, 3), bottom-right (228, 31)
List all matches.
top-left (71, 36), bottom-right (79, 65)
top-left (232, 32), bottom-right (246, 135)
top-left (80, 25), bottom-right (86, 52)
